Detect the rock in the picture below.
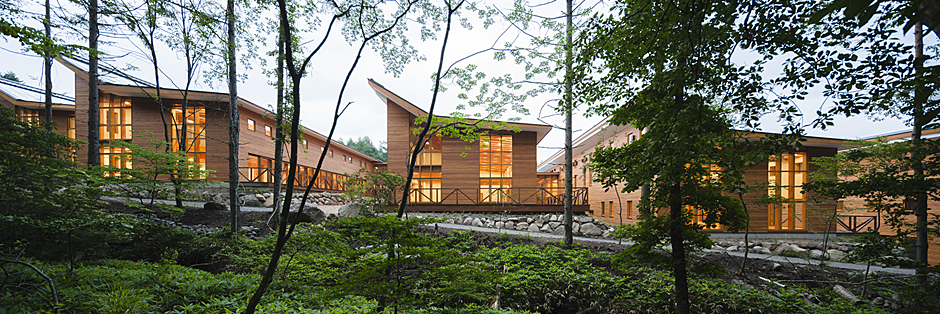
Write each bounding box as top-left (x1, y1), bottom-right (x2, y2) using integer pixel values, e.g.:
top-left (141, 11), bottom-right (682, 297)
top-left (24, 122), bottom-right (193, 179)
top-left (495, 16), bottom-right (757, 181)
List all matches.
top-left (464, 217), bottom-right (473, 225)
top-left (578, 216), bottom-right (594, 223)
top-left (203, 202), bottom-right (227, 211)
top-left (810, 249), bottom-right (825, 259)
top-left (791, 245), bottom-right (807, 253)
top-left (760, 247), bottom-right (772, 255)
top-left (327, 213), bottom-right (338, 220)
top-left (495, 222), bottom-right (505, 229)
top-left (772, 263), bottom-right (783, 271)
top-left (472, 218), bottom-right (484, 227)
top-left (505, 222), bottom-right (515, 230)
top-left (286, 209), bottom-right (326, 225)
top-left (516, 222), bottom-right (529, 230)
top-left (719, 242), bottom-right (732, 247)
top-left (549, 222), bottom-right (561, 229)
top-left (540, 224), bottom-right (552, 232)
top-left (527, 224), bottom-right (540, 232)
top-left (255, 194), bottom-right (265, 202)
top-left (240, 195), bottom-right (263, 207)
top-left (550, 215), bottom-right (559, 222)
top-left (872, 297), bottom-right (885, 306)
top-left (773, 244), bottom-right (791, 255)
top-left (486, 221), bottom-right (495, 228)
top-left (827, 249), bottom-right (846, 262)
top-left (727, 246), bottom-right (737, 252)
top-left (262, 196), bottom-right (275, 207)
top-left (338, 203), bottom-right (369, 218)
top-left (526, 218), bottom-right (534, 224)
top-left (580, 223), bottom-right (603, 236)
top-left (602, 230), bottom-right (611, 238)
top-left (572, 222), bottom-right (580, 234)
top-left (553, 226), bottom-right (566, 235)
top-left (535, 219), bottom-right (545, 226)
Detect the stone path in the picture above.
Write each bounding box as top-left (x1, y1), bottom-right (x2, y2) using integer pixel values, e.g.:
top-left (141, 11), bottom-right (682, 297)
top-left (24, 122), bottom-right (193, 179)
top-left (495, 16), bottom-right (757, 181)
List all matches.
top-left (432, 222), bottom-right (917, 275)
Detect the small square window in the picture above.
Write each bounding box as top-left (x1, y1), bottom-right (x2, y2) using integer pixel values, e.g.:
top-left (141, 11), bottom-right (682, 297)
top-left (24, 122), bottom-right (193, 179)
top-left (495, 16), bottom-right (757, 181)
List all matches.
top-left (247, 119), bottom-right (256, 131)
top-left (343, 154), bottom-right (347, 162)
top-left (302, 139), bottom-right (308, 149)
top-left (264, 125), bottom-right (272, 136)
top-left (329, 149), bottom-right (333, 157)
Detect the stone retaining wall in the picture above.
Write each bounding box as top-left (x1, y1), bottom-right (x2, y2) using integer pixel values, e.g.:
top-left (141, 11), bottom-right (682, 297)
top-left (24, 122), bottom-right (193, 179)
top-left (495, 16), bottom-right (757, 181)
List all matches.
top-left (411, 212), bottom-right (617, 238)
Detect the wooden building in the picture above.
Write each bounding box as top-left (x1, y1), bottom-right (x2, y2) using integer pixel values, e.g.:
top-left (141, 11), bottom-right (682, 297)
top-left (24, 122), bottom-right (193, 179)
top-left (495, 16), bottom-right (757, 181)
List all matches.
top-left (537, 118), bottom-right (850, 235)
top-left (369, 79), bottom-right (589, 213)
top-left (0, 77), bottom-right (76, 140)
top-left (54, 56), bottom-right (377, 192)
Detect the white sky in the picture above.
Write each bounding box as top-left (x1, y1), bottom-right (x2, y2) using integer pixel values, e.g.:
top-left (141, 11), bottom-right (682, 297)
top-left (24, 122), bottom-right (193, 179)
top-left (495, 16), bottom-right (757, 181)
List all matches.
top-left (0, 0), bottom-right (919, 164)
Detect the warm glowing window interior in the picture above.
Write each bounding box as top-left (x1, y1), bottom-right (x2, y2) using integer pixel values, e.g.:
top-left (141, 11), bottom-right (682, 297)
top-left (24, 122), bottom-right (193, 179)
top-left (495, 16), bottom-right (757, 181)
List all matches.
top-left (171, 105), bottom-right (207, 177)
top-left (247, 118), bottom-right (256, 131)
top-left (15, 106), bottom-right (41, 124)
top-left (411, 134), bottom-right (442, 203)
top-left (480, 134), bottom-right (512, 203)
top-left (99, 94), bottom-right (132, 140)
top-left (264, 125), bottom-right (272, 136)
top-left (768, 152), bottom-right (808, 230)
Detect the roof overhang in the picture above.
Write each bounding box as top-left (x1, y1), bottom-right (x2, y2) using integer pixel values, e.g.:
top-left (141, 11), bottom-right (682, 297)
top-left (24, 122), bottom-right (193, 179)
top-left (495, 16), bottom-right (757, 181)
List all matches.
top-left (368, 79), bottom-right (553, 142)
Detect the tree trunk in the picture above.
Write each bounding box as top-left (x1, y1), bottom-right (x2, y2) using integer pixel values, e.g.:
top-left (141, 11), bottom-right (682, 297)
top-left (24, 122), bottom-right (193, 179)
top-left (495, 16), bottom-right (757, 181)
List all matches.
top-left (226, 0), bottom-right (240, 235)
top-left (669, 182), bottom-right (690, 314)
top-left (87, 0), bottom-right (99, 166)
top-left (271, 32), bottom-right (285, 228)
top-left (562, 0), bottom-right (574, 248)
top-left (913, 22), bottom-right (928, 285)
top-left (43, 0), bottom-right (52, 130)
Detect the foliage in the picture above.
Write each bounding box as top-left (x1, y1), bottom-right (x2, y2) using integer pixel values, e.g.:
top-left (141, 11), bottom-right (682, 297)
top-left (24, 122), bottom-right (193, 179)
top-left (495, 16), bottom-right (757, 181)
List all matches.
top-left (344, 168), bottom-right (404, 213)
top-left (1, 70), bottom-right (20, 81)
top-left (99, 138), bottom-right (210, 212)
top-left (806, 140), bottom-right (940, 249)
top-left (343, 136), bottom-right (387, 162)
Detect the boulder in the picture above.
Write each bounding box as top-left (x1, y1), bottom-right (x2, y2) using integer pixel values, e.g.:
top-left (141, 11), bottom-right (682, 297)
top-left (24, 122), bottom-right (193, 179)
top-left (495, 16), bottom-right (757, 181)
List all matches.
top-left (240, 195), bottom-right (263, 207)
top-left (505, 222), bottom-right (515, 230)
top-left (472, 218), bottom-right (484, 227)
top-left (810, 249), bottom-right (825, 259)
top-left (464, 217), bottom-right (473, 225)
top-left (540, 224), bottom-right (552, 232)
top-left (338, 203), bottom-right (369, 218)
top-left (552, 226), bottom-right (566, 235)
top-left (516, 222), bottom-right (529, 230)
top-left (203, 202), bottom-right (227, 211)
top-left (577, 216), bottom-right (594, 223)
top-left (527, 224), bottom-right (540, 232)
top-left (495, 222), bottom-right (505, 229)
top-left (262, 196), bottom-right (275, 208)
top-left (550, 215), bottom-right (559, 222)
top-left (727, 246), bottom-right (738, 252)
top-left (549, 222), bottom-right (561, 229)
top-left (579, 223), bottom-right (603, 236)
top-left (572, 222), bottom-right (580, 234)
top-left (827, 249), bottom-right (846, 262)
top-left (772, 244), bottom-right (791, 255)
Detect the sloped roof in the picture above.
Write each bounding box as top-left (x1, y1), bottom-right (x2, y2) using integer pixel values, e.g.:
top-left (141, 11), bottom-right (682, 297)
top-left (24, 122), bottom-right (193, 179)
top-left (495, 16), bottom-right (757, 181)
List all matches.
top-left (368, 78), bottom-right (553, 143)
top-left (0, 77), bottom-right (75, 110)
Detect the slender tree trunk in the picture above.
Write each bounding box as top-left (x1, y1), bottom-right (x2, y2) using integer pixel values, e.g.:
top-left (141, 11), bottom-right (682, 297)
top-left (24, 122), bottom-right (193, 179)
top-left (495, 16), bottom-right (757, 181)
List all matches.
top-left (639, 127), bottom-right (651, 219)
top-left (913, 22), bottom-right (928, 285)
top-left (669, 182), bottom-right (690, 314)
top-left (87, 0), bottom-right (100, 167)
top-left (562, 0), bottom-right (574, 247)
top-left (43, 0), bottom-right (52, 130)
top-left (226, 0), bottom-right (240, 235)
top-left (272, 32), bottom-right (285, 227)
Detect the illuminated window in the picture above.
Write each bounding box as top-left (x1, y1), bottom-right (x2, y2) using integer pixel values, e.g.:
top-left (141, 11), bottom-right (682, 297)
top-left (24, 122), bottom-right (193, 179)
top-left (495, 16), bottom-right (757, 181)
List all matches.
top-left (480, 134), bottom-right (512, 203)
top-left (246, 154), bottom-right (273, 183)
top-left (627, 200), bottom-right (633, 219)
top-left (411, 134), bottom-right (442, 203)
top-left (609, 201), bottom-right (614, 218)
top-left (247, 118), bottom-right (256, 131)
top-left (171, 105), bottom-right (207, 177)
top-left (15, 107), bottom-right (41, 124)
top-left (768, 152), bottom-right (808, 230)
top-left (329, 149), bottom-right (333, 157)
top-left (67, 114), bottom-right (76, 139)
top-left (343, 154), bottom-right (347, 162)
top-left (689, 205), bottom-right (721, 230)
top-left (264, 125), bottom-right (272, 137)
top-left (99, 94), bottom-right (132, 140)
top-left (302, 139), bottom-right (308, 149)
top-left (100, 146), bottom-right (132, 175)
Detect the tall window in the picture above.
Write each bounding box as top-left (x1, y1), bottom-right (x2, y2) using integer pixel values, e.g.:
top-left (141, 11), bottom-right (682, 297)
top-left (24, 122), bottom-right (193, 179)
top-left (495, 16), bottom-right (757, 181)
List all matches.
top-left (67, 114), bottom-right (76, 139)
top-left (247, 118), bottom-right (256, 131)
top-left (480, 134), bottom-right (512, 202)
top-left (247, 155), bottom-right (273, 183)
top-left (171, 105), bottom-right (207, 175)
top-left (768, 152), bottom-right (807, 230)
top-left (100, 94), bottom-right (132, 140)
top-left (411, 134), bottom-right (441, 203)
top-left (100, 146), bottom-right (132, 173)
top-left (15, 107), bottom-right (40, 124)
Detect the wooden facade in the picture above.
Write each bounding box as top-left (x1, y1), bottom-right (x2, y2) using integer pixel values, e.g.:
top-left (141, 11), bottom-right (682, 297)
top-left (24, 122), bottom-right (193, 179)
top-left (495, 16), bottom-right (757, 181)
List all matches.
top-left (370, 79), bottom-right (587, 213)
top-left (57, 57), bottom-right (377, 191)
top-left (0, 77), bottom-right (74, 139)
top-left (538, 119), bottom-right (846, 236)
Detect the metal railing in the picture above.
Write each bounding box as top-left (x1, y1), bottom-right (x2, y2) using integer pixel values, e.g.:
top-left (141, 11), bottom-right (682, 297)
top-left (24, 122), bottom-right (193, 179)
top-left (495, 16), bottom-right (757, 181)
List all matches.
top-left (240, 167), bottom-right (347, 192)
top-left (836, 214), bottom-right (880, 233)
top-left (407, 187), bottom-right (588, 206)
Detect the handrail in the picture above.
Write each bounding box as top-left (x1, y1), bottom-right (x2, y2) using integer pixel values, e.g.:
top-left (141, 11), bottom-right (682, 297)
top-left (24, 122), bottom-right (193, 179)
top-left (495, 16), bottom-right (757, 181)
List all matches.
top-left (407, 187), bottom-right (588, 206)
top-left (836, 214), bottom-right (880, 233)
top-left (239, 166), bottom-right (347, 192)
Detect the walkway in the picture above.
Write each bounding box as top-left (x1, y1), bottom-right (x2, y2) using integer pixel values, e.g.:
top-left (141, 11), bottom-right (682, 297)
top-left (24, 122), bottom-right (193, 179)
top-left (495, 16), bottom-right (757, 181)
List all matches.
top-left (432, 222), bottom-right (916, 275)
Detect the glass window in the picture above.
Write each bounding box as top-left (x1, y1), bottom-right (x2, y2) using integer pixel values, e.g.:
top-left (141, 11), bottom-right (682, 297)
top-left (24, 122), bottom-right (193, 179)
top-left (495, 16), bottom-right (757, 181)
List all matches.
top-left (247, 119), bottom-right (256, 131)
top-left (264, 125), bottom-right (272, 137)
top-left (768, 152), bottom-right (808, 230)
top-left (15, 106), bottom-right (41, 124)
top-left (480, 134), bottom-right (512, 203)
top-left (99, 94), bottom-right (132, 140)
top-left (410, 132), bottom-right (442, 203)
top-left (171, 105), bottom-right (207, 178)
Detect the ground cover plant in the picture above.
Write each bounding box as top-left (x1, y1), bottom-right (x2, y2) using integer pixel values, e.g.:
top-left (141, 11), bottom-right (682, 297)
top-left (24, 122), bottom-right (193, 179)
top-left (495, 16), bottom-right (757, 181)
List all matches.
top-left (4, 201), bottom-right (937, 313)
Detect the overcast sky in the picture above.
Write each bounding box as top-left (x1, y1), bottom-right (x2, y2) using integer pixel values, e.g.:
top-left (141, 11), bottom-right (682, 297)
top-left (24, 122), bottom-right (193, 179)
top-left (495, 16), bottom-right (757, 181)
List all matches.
top-left (1, 0), bottom-right (918, 164)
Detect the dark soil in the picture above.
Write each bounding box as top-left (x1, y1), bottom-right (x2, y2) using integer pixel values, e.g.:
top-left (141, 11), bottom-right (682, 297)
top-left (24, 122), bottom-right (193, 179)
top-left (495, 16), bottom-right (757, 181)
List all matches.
top-left (105, 200), bottom-right (275, 237)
